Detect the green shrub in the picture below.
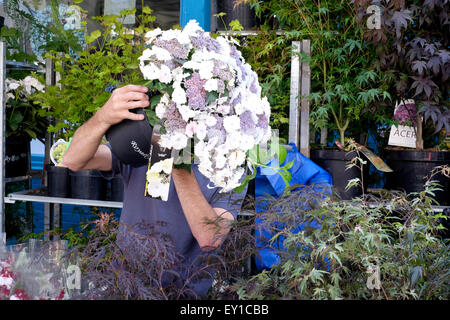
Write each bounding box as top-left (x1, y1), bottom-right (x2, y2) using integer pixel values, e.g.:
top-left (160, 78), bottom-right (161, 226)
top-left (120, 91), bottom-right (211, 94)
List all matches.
top-left (231, 166), bottom-right (450, 300)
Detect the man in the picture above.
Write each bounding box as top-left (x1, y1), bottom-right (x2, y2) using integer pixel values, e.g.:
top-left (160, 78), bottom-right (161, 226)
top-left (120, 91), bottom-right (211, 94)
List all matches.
top-left (63, 84), bottom-right (247, 295)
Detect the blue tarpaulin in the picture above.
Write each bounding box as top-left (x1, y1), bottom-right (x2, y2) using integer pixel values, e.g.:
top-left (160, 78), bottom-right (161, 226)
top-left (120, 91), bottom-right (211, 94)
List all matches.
top-left (254, 143), bottom-right (333, 270)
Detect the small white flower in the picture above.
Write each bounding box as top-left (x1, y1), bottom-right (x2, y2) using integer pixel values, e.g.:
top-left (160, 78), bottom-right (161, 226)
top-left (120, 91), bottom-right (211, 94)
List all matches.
top-left (140, 63), bottom-right (160, 81)
top-left (0, 275), bottom-right (14, 289)
top-left (172, 84), bottom-right (187, 105)
top-left (215, 154), bottom-right (227, 169)
top-left (8, 82), bottom-right (20, 90)
top-left (160, 93), bottom-right (170, 105)
top-left (145, 28), bottom-right (162, 43)
top-left (160, 158), bottom-right (174, 174)
top-left (155, 104), bottom-right (166, 119)
top-left (239, 134), bottom-right (256, 151)
top-left (160, 132), bottom-right (188, 150)
top-left (160, 29), bottom-right (181, 41)
top-left (233, 103), bottom-right (245, 115)
top-left (195, 121), bottom-right (207, 140)
top-left (139, 48), bottom-right (153, 61)
top-left (183, 20), bottom-right (202, 37)
top-left (185, 121), bottom-right (197, 138)
top-left (217, 104), bottom-right (231, 115)
top-left (204, 78), bottom-right (218, 92)
top-left (223, 115), bottom-right (241, 133)
top-left (205, 115), bottom-right (217, 127)
top-left (177, 104), bottom-right (196, 122)
top-left (198, 60), bottom-right (214, 80)
top-left (158, 64), bottom-right (172, 84)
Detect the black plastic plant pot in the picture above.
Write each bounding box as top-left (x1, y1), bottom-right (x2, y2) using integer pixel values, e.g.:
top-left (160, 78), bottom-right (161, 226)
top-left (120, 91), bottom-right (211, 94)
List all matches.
top-left (105, 108), bottom-right (153, 167)
top-left (45, 164), bottom-right (70, 198)
top-left (110, 176), bottom-right (124, 202)
top-left (69, 170), bottom-right (107, 200)
top-left (384, 149), bottom-right (450, 206)
top-left (5, 135), bottom-right (30, 178)
top-left (310, 149), bottom-right (369, 200)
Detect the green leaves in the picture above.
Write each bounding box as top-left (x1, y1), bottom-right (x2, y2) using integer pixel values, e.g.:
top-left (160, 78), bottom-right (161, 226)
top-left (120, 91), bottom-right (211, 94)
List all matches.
top-left (234, 165), bottom-right (257, 194)
top-left (229, 19), bottom-right (244, 31)
top-left (85, 30), bottom-right (101, 44)
top-left (36, 8), bottom-right (157, 139)
top-left (206, 91), bottom-right (219, 105)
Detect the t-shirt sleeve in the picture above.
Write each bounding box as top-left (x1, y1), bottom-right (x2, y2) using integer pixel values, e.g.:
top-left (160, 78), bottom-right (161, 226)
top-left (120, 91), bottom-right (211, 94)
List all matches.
top-left (99, 143), bottom-right (122, 181)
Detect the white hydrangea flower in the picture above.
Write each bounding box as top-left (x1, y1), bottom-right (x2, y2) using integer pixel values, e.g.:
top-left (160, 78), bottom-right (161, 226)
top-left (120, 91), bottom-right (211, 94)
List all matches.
top-left (160, 28), bottom-right (181, 41)
top-left (183, 20), bottom-right (202, 36)
top-left (158, 64), bottom-right (172, 84)
top-left (205, 115), bottom-right (217, 127)
top-left (177, 104), bottom-right (196, 122)
top-left (145, 28), bottom-right (162, 43)
top-left (185, 121), bottom-right (197, 138)
top-left (149, 46), bottom-right (172, 61)
top-left (137, 22), bottom-right (272, 192)
top-left (204, 78), bottom-right (218, 92)
top-left (160, 132), bottom-right (188, 150)
top-left (172, 83), bottom-right (187, 105)
top-left (223, 115), bottom-right (241, 133)
top-left (198, 60), bottom-right (214, 80)
top-left (155, 104), bottom-right (166, 119)
top-left (8, 82), bottom-right (20, 91)
top-left (140, 63), bottom-right (160, 81)
top-left (195, 121), bottom-right (207, 140)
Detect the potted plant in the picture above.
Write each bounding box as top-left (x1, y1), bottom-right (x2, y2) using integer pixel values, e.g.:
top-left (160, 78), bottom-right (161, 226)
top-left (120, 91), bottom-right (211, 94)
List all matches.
top-left (234, 1), bottom-right (394, 199)
top-left (355, 0), bottom-right (450, 205)
top-left (45, 139), bottom-right (71, 198)
top-left (4, 75), bottom-right (47, 178)
top-left (263, 0), bottom-right (391, 199)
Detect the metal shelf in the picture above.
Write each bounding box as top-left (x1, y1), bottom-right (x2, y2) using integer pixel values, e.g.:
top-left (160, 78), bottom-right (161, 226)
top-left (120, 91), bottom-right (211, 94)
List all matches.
top-left (6, 60), bottom-right (40, 71)
top-left (5, 188), bottom-right (123, 208)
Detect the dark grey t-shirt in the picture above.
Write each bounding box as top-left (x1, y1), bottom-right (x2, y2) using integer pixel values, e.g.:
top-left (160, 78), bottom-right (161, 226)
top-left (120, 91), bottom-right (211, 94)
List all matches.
top-left (101, 144), bottom-right (247, 296)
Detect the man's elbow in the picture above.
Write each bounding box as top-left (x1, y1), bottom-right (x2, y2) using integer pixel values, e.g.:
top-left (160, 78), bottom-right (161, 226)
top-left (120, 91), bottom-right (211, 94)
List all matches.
top-left (62, 154), bottom-right (84, 172)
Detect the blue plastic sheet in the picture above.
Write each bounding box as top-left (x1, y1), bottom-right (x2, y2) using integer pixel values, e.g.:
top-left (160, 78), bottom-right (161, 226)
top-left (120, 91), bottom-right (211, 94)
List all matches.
top-left (254, 143), bottom-right (333, 270)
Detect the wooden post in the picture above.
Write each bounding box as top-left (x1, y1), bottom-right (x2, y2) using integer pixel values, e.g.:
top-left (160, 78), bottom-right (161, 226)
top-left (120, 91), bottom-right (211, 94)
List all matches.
top-left (299, 39), bottom-right (311, 158)
top-left (289, 41), bottom-right (301, 148)
top-left (289, 40), bottom-right (311, 157)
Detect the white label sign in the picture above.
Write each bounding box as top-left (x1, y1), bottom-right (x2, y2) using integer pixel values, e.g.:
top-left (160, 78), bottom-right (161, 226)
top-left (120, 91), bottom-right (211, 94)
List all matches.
top-left (388, 99), bottom-right (417, 148)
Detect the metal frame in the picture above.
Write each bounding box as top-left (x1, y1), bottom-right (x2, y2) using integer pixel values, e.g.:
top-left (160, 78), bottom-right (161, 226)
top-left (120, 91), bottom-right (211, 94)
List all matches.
top-left (5, 189), bottom-right (123, 209)
top-left (0, 41), bottom-right (123, 240)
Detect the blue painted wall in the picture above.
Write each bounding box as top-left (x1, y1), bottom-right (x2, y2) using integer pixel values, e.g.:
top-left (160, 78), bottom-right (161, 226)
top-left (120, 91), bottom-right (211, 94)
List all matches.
top-left (180, 0), bottom-right (211, 31)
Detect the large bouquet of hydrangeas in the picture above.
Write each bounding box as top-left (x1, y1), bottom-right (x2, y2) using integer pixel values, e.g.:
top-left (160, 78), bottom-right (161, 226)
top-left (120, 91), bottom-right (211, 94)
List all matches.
top-left (139, 20), bottom-right (272, 192)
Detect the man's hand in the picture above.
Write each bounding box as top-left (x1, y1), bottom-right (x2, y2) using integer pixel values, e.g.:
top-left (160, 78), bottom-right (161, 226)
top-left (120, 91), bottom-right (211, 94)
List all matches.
top-left (172, 168), bottom-right (235, 252)
top-left (63, 84), bottom-right (149, 171)
top-left (96, 84), bottom-right (150, 126)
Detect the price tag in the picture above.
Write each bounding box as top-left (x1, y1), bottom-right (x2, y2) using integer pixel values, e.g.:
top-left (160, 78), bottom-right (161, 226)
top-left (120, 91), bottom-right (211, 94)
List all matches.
top-left (144, 124), bottom-right (173, 201)
top-left (388, 99), bottom-right (418, 148)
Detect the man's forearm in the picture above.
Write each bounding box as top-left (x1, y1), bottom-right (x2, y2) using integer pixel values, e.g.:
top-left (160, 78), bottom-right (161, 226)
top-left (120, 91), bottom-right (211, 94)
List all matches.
top-left (63, 112), bottom-right (110, 170)
top-left (172, 168), bottom-right (232, 251)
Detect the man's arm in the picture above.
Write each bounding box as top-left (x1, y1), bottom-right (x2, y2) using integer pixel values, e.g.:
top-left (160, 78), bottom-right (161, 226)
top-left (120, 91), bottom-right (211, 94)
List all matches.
top-left (171, 168), bottom-right (236, 252)
top-left (63, 85), bottom-right (149, 171)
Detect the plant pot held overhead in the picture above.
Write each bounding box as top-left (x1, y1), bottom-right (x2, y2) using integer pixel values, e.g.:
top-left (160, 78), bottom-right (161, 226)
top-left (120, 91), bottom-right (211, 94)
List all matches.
top-left (105, 108), bottom-right (153, 168)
